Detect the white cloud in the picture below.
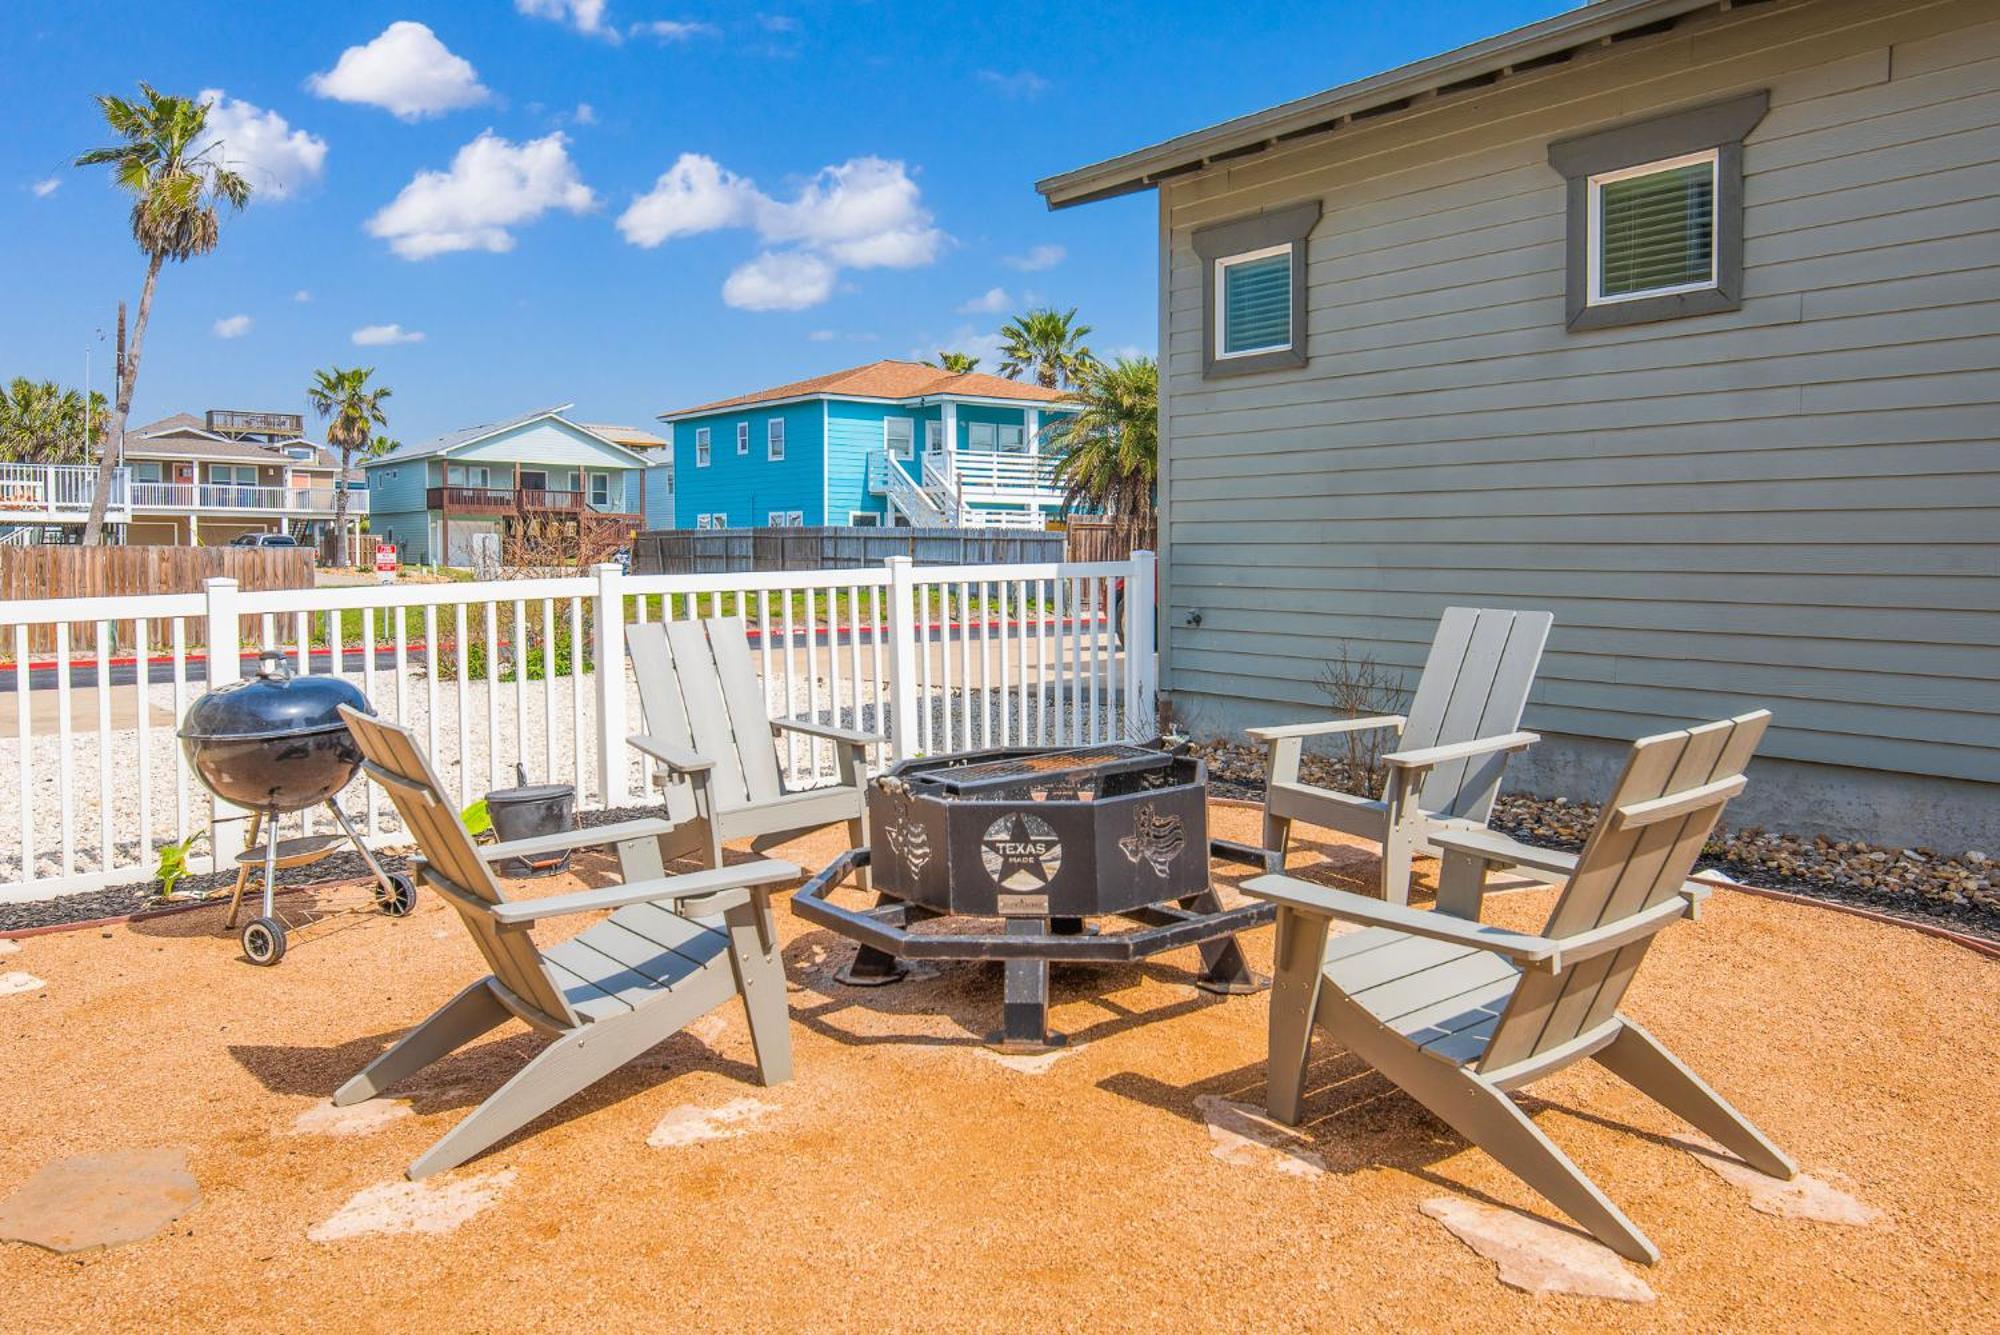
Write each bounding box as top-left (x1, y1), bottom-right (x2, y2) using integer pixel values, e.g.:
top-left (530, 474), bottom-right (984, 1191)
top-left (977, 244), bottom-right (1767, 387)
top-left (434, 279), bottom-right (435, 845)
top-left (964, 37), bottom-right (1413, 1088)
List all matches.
top-left (367, 132), bottom-right (595, 259)
top-left (807, 328), bottom-right (875, 343)
top-left (977, 69), bottom-right (1048, 99)
top-left (212, 314), bottom-right (253, 339)
top-left (308, 22), bottom-right (490, 121)
top-left (294, 289), bottom-right (312, 302)
top-left (722, 251), bottom-right (835, 311)
top-left (629, 19), bottom-right (717, 42)
top-left (195, 90), bottom-right (327, 201)
top-left (572, 102), bottom-right (597, 125)
top-left (957, 287), bottom-right (1011, 315)
top-left (757, 13), bottom-right (800, 32)
top-left (1002, 243), bottom-right (1066, 272)
top-left (615, 154), bottom-right (761, 245)
top-left (619, 152), bottom-right (944, 310)
top-left (519, 0), bottom-right (617, 39)
top-left (351, 323), bottom-right (425, 346)
top-left (30, 177), bottom-right (61, 198)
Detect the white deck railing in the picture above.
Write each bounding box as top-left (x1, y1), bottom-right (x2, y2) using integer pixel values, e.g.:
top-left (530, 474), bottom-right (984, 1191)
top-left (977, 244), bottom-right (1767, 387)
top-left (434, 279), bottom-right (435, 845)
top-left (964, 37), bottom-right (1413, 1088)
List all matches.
top-left (0, 464), bottom-right (132, 523)
top-left (0, 553), bottom-right (1157, 901)
top-left (129, 482), bottom-right (368, 515)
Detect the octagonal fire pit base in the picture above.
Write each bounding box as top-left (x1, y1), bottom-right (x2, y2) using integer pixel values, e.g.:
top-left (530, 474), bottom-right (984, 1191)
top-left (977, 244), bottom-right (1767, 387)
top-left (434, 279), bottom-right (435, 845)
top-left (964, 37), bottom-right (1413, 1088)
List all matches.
top-left (791, 744), bottom-right (1274, 1051)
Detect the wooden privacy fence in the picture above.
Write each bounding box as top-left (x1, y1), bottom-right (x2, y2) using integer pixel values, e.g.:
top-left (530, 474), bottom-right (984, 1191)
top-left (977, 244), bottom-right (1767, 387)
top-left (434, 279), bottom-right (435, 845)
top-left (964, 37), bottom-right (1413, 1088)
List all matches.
top-left (1063, 521), bottom-right (1153, 563)
top-left (0, 547), bottom-right (315, 657)
top-left (633, 526), bottom-right (1065, 574)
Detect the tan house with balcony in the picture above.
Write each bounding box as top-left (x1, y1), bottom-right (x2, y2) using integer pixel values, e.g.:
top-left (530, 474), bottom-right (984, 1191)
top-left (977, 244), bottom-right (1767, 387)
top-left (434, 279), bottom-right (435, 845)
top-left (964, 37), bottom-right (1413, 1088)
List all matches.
top-left (122, 411), bottom-right (366, 549)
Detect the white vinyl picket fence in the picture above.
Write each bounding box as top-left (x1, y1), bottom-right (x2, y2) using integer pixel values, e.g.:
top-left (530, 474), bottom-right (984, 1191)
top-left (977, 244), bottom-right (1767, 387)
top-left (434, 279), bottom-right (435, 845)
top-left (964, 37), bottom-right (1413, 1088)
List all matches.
top-left (0, 553), bottom-right (1156, 902)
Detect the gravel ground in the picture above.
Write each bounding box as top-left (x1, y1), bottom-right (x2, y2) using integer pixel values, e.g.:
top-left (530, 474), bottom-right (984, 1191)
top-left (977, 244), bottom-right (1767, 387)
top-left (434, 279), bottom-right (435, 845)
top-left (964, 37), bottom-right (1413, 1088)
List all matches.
top-left (1191, 739), bottom-right (2000, 944)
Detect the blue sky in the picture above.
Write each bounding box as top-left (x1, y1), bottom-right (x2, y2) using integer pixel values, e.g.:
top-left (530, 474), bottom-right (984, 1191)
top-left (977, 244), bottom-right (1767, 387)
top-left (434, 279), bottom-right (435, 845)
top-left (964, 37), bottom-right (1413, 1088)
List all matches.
top-left (5, 1), bottom-right (1565, 445)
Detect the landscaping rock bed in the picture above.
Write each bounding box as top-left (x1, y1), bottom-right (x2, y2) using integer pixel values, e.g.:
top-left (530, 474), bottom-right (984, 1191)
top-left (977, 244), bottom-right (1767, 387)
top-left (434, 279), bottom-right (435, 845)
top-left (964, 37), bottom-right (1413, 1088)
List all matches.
top-left (1191, 739), bottom-right (2000, 944)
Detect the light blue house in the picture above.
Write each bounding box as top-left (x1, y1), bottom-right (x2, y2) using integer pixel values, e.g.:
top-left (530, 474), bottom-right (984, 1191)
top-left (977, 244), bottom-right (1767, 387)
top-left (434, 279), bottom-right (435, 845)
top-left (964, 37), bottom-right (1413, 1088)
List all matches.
top-left (364, 405), bottom-right (653, 565)
top-left (657, 360), bottom-right (1076, 529)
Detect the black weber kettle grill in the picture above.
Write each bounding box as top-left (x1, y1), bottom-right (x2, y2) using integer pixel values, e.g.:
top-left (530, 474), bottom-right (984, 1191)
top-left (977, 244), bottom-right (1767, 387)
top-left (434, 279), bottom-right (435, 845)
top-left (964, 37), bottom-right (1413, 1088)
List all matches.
top-left (179, 650), bottom-right (416, 964)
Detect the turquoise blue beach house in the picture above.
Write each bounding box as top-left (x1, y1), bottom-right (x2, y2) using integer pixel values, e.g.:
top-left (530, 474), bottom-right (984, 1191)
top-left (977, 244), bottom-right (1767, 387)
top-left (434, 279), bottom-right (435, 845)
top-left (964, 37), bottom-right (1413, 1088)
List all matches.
top-left (658, 360), bottom-right (1076, 529)
top-left (363, 405), bottom-right (652, 565)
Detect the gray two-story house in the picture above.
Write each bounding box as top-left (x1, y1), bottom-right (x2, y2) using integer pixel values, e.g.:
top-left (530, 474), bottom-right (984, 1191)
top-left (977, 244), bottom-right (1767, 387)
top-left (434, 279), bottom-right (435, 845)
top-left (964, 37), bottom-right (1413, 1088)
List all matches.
top-left (1040, 0), bottom-right (1998, 846)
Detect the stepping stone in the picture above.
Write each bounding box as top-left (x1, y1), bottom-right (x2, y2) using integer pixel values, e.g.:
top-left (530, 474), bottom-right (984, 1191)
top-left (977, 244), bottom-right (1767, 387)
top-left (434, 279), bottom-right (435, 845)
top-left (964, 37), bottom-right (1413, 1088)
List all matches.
top-left (0, 972), bottom-right (43, 997)
top-left (973, 1042), bottom-right (1086, 1076)
top-left (1421, 1197), bottom-right (1655, 1302)
top-left (291, 1098), bottom-right (414, 1137)
top-left (308, 1169), bottom-right (515, 1243)
top-left (0, 1149), bottom-right (200, 1255)
top-left (1193, 1095), bottom-right (1326, 1178)
top-left (648, 1097), bottom-right (777, 1148)
top-left (685, 1012), bottom-right (730, 1046)
top-left (0, 938), bottom-right (20, 956)
top-left (1675, 1135), bottom-right (1882, 1225)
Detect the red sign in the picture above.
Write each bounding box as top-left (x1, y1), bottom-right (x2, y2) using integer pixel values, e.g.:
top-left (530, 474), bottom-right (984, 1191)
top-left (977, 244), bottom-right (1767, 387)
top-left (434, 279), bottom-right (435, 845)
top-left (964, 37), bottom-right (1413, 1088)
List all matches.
top-left (374, 543), bottom-right (399, 580)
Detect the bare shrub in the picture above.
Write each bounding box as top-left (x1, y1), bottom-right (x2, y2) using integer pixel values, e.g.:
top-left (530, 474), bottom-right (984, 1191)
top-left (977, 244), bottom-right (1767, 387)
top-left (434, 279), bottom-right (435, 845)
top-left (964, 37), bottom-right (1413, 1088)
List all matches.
top-left (1312, 644), bottom-right (1408, 794)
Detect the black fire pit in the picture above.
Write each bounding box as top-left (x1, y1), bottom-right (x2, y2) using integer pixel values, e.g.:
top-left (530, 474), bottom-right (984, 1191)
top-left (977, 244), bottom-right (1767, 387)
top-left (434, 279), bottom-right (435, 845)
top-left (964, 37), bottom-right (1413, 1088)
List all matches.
top-left (790, 743), bottom-right (1273, 1051)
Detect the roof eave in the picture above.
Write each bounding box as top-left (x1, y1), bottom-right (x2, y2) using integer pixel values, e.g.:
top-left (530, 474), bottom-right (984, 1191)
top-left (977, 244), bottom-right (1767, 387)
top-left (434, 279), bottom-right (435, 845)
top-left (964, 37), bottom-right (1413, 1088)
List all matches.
top-left (1035, 0), bottom-right (1717, 209)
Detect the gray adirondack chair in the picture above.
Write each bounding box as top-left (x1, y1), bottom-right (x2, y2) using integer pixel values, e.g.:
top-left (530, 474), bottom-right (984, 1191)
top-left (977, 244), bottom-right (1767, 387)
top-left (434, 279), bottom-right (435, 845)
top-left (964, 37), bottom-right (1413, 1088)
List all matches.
top-left (628, 618), bottom-right (878, 885)
top-left (333, 707), bottom-right (798, 1180)
top-left (1245, 711), bottom-right (1792, 1264)
top-left (1250, 607), bottom-right (1553, 904)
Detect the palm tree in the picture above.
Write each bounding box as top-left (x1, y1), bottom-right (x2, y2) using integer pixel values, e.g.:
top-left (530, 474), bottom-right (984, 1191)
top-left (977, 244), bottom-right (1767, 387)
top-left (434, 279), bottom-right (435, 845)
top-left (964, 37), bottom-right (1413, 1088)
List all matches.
top-left (306, 367), bottom-right (393, 567)
top-left (1045, 356), bottom-right (1158, 546)
top-left (997, 307), bottom-right (1095, 390)
top-left (0, 379), bottom-right (107, 464)
top-left (926, 351), bottom-right (980, 374)
top-left (74, 84), bottom-right (251, 543)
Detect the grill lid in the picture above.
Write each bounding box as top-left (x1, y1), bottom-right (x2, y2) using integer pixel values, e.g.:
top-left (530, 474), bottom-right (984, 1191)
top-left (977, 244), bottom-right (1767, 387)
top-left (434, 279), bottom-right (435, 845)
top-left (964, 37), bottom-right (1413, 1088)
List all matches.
top-left (179, 650), bottom-right (372, 743)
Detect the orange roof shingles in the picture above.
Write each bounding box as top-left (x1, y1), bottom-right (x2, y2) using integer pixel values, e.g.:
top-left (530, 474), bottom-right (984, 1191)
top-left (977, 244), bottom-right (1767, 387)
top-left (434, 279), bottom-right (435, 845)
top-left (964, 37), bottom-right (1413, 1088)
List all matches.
top-left (665, 360), bottom-right (1071, 418)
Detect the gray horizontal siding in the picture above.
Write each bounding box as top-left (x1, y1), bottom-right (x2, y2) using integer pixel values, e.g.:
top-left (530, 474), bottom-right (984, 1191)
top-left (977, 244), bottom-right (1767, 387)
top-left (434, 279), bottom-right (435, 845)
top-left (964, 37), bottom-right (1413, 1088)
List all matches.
top-left (1157, 0), bottom-right (2000, 786)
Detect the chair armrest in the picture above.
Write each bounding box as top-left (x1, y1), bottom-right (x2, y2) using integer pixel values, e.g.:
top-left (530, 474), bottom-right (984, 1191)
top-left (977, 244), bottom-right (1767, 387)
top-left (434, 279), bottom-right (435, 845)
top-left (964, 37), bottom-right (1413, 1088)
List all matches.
top-left (1246, 715), bottom-right (1406, 744)
top-left (1383, 730), bottom-right (1539, 771)
top-left (772, 717), bottom-right (883, 747)
top-left (478, 817), bottom-right (676, 865)
top-left (625, 733), bottom-right (715, 773)
top-left (1429, 827), bottom-right (1578, 878)
top-left (487, 859), bottom-right (801, 925)
top-left (1242, 873), bottom-right (1559, 968)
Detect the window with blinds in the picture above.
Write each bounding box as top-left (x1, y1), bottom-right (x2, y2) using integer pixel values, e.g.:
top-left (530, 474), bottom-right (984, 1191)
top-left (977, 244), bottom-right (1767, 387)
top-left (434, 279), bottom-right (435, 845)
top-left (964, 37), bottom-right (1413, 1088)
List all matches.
top-left (1216, 244), bottom-right (1293, 356)
top-left (1589, 149), bottom-right (1718, 304)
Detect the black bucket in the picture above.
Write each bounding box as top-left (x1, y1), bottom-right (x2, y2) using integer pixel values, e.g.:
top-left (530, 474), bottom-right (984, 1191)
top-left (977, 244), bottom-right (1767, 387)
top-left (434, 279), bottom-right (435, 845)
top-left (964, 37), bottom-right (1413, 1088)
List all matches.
top-left (486, 766), bottom-right (577, 877)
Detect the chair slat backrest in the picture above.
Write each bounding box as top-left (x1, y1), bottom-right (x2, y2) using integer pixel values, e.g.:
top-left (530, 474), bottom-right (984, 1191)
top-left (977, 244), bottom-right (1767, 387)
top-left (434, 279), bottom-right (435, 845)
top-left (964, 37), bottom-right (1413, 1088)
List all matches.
top-left (1393, 608), bottom-right (1553, 820)
top-left (1476, 711), bottom-right (1769, 1074)
top-left (339, 707), bottom-right (576, 1027)
top-left (628, 618), bottom-right (785, 815)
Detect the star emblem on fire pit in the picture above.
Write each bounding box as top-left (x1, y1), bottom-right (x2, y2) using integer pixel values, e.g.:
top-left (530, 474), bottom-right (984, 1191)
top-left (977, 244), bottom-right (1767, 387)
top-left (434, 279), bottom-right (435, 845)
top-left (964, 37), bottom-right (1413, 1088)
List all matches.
top-left (980, 814), bottom-right (1063, 891)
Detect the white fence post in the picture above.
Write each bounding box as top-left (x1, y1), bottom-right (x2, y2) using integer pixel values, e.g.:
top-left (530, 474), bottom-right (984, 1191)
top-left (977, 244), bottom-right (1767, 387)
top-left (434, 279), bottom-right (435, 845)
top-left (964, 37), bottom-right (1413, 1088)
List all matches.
top-left (885, 556), bottom-right (920, 759)
top-left (1124, 550), bottom-right (1158, 739)
top-left (593, 561), bottom-right (629, 808)
top-left (202, 577), bottom-right (249, 872)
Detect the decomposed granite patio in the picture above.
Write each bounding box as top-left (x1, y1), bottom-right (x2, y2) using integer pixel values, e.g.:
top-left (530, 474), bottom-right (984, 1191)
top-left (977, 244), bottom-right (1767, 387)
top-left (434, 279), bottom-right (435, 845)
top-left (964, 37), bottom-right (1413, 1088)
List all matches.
top-left (0, 804), bottom-right (1993, 1331)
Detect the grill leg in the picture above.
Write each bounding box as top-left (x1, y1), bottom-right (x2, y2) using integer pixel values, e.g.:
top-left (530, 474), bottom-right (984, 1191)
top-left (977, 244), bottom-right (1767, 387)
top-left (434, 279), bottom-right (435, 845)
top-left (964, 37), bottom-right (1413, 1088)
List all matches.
top-left (327, 800), bottom-right (395, 895)
top-left (1183, 886), bottom-right (1268, 995)
top-left (260, 819), bottom-right (280, 920)
top-left (988, 918), bottom-right (1065, 1052)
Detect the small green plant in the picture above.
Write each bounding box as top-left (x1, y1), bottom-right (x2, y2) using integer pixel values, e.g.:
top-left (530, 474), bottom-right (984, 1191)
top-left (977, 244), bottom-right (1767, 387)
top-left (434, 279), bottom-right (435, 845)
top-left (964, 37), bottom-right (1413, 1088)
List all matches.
top-left (152, 831), bottom-right (205, 900)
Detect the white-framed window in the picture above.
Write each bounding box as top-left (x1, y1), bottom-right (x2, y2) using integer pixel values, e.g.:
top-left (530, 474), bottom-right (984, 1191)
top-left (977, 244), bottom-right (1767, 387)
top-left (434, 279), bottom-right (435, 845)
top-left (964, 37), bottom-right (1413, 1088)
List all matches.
top-left (694, 427), bottom-right (711, 467)
top-left (445, 463), bottom-right (490, 487)
top-left (767, 418), bottom-right (785, 461)
top-left (998, 424), bottom-right (1026, 452)
top-left (736, 421), bottom-right (749, 455)
top-left (925, 420), bottom-right (943, 454)
top-left (849, 510), bottom-right (881, 528)
top-left (1586, 149), bottom-right (1718, 307)
top-left (696, 513), bottom-right (711, 530)
top-left (712, 511), bottom-right (727, 528)
top-left (968, 422), bottom-right (996, 450)
top-left (1214, 243), bottom-right (1294, 359)
top-left (767, 510), bottom-right (804, 527)
top-left (885, 417), bottom-right (915, 460)
top-left (589, 472), bottom-right (612, 507)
